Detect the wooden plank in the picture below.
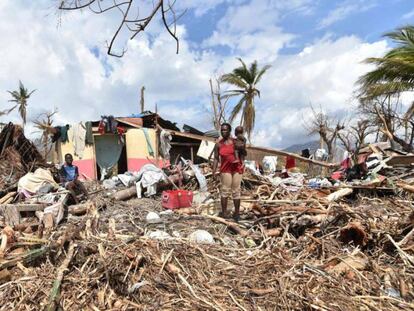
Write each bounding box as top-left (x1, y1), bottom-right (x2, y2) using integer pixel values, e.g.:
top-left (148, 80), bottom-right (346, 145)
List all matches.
top-left (0, 204), bottom-right (47, 212)
top-left (170, 142), bottom-right (200, 146)
top-left (386, 155), bottom-right (414, 166)
top-left (168, 128), bottom-right (337, 167)
top-left (1, 205), bottom-right (20, 226)
top-left (247, 146), bottom-right (338, 168)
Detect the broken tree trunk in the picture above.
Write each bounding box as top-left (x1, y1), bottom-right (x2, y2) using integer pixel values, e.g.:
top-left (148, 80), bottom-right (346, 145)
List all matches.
top-left (327, 188), bottom-right (353, 202)
top-left (46, 242), bottom-right (76, 311)
top-left (0, 192), bottom-right (16, 204)
top-left (113, 186), bottom-right (137, 201)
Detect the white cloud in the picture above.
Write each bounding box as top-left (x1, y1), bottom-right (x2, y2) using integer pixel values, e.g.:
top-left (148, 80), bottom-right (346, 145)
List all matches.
top-left (403, 9), bottom-right (414, 20)
top-left (319, 0), bottom-right (377, 29)
top-left (249, 36), bottom-right (388, 147)
top-left (0, 0), bottom-right (390, 150)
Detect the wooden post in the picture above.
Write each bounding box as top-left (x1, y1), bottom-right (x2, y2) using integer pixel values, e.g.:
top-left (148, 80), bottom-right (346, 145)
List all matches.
top-left (140, 86), bottom-right (145, 113)
top-left (190, 146), bottom-right (194, 162)
top-left (155, 104), bottom-right (160, 166)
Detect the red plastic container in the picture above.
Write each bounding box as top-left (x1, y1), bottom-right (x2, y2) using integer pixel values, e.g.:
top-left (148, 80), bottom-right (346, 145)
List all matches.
top-left (162, 190), bottom-right (193, 209)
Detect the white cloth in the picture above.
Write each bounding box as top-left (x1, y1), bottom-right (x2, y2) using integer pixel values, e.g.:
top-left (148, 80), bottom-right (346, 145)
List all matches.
top-left (71, 122), bottom-right (87, 159)
top-left (159, 129), bottom-right (172, 160)
top-left (136, 164), bottom-right (166, 196)
top-left (18, 168), bottom-right (58, 194)
top-left (262, 156), bottom-right (278, 174)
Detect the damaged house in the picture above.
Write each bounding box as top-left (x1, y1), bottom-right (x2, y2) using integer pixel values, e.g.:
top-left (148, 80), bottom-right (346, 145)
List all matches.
top-left (53, 112), bottom-right (211, 180)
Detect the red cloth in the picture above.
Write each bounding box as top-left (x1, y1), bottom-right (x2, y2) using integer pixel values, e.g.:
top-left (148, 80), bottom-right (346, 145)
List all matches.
top-left (218, 139), bottom-right (243, 174)
top-left (340, 158), bottom-right (351, 169)
top-left (285, 156), bottom-right (296, 169)
top-left (331, 171), bottom-right (344, 181)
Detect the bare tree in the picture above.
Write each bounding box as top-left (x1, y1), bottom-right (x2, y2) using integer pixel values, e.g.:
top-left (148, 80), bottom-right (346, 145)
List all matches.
top-left (359, 95), bottom-right (414, 152)
top-left (209, 78), bottom-right (229, 130)
top-left (33, 109), bottom-right (58, 159)
top-left (58, 0), bottom-right (186, 57)
top-left (337, 119), bottom-right (374, 162)
top-left (304, 105), bottom-right (344, 161)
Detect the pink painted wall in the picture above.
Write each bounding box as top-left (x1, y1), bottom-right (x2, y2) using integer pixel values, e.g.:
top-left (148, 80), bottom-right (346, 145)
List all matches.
top-left (128, 158), bottom-right (169, 172)
top-left (74, 159), bottom-right (96, 180)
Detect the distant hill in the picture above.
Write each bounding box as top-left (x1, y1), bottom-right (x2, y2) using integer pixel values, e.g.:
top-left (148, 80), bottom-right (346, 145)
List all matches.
top-left (284, 140), bottom-right (320, 154)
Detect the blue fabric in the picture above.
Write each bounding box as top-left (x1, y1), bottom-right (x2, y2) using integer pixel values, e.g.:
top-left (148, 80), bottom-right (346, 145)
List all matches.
top-left (63, 165), bottom-right (77, 181)
top-left (95, 135), bottom-right (124, 172)
top-left (142, 128), bottom-right (154, 157)
top-left (128, 113), bottom-right (146, 118)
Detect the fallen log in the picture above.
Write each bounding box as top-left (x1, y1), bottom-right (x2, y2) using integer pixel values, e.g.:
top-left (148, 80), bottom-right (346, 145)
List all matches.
top-left (204, 215), bottom-right (249, 237)
top-left (68, 202), bottom-right (96, 216)
top-left (0, 192), bottom-right (16, 204)
top-left (113, 186), bottom-right (137, 201)
top-left (327, 188), bottom-right (353, 202)
top-left (397, 182), bottom-right (414, 194)
top-left (46, 242), bottom-right (76, 311)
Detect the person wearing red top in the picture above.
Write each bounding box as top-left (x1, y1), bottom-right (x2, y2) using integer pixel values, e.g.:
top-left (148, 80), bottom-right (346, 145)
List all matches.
top-left (212, 123), bottom-right (245, 221)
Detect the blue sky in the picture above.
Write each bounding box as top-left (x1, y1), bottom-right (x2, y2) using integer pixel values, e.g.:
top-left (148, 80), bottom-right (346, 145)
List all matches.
top-left (0, 0), bottom-right (413, 148)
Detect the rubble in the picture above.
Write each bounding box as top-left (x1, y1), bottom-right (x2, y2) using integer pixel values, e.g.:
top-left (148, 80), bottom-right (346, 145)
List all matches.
top-left (0, 130), bottom-right (414, 310)
top-left (0, 123), bottom-right (46, 191)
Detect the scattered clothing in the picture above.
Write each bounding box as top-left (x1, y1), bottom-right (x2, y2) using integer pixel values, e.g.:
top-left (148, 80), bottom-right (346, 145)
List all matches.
top-left (18, 168), bottom-right (58, 194)
top-left (136, 164), bottom-right (166, 197)
top-left (263, 156), bottom-right (278, 174)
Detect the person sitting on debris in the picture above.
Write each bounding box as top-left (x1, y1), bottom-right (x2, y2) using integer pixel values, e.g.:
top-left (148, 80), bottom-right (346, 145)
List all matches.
top-left (233, 125), bottom-right (247, 164)
top-left (59, 153), bottom-right (88, 204)
top-left (212, 123), bottom-right (244, 222)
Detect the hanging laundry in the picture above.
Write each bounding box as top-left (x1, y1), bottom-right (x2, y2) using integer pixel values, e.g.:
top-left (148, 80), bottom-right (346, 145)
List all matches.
top-left (71, 122), bottom-right (87, 159)
top-left (60, 125), bottom-right (69, 143)
top-left (51, 125), bottom-right (70, 143)
top-left (85, 121), bottom-right (94, 145)
top-left (159, 129), bottom-right (172, 160)
top-left (117, 126), bottom-right (125, 144)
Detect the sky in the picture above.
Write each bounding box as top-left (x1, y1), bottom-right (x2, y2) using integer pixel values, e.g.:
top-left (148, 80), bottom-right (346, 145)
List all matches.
top-left (0, 0), bottom-right (413, 148)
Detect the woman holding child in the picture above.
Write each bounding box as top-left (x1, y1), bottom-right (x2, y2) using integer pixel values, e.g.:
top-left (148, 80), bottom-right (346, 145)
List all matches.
top-left (212, 123), bottom-right (246, 222)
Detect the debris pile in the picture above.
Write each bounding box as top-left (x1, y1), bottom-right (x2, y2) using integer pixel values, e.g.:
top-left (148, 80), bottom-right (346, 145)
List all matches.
top-left (0, 123), bottom-right (45, 191)
top-left (0, 137), bottom-right (414, 310)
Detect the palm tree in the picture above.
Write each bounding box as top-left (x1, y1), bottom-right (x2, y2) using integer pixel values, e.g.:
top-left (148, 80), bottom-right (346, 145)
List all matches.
top-left (221, 58), bottom-right (271, 139)
top-left (358, 26), bottom-right (414, 100)
top-left (7, 81), bottom-right (36, 126)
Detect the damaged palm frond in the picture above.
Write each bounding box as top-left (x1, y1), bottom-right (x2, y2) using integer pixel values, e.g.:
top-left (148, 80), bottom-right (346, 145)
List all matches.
top-left (221, 58), bottom-right (271, 140)
top-left (7, 81), bottom-right (36, 127)
top-left (58, 0), bottom-right (186, 57)
top-left (357, 26), bottom-right (414, 99)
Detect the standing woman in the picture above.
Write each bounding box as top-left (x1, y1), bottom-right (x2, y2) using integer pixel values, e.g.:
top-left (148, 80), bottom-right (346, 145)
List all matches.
top-left (212, 123), bottom-right (244, 221)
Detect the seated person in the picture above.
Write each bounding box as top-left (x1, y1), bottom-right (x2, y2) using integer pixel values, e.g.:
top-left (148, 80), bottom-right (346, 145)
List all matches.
top-left (59, 153), bottom-right (88, 203)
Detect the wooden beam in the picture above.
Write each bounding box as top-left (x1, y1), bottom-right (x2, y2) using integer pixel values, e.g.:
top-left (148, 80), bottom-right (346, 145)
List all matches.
top-left (247, 146), bottom-right (338, 168)
top-left (170, 142), bottom-right (200, 147)
top-left (166, 128), bottom-right (338, 167)
top-left (168, 129), bottom-right (216, 142)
